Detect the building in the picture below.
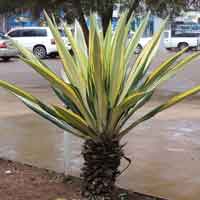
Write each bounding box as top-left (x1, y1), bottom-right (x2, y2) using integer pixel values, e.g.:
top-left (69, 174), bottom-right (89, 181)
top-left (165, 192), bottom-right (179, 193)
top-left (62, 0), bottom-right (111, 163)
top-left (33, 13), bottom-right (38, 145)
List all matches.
top-left (113, 3), bottom-right (163, 37)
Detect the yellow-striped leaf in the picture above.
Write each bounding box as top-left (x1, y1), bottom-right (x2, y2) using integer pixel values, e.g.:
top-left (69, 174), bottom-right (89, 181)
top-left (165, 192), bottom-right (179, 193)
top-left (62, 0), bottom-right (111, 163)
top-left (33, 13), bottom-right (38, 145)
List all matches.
top-left (120, 85), bottom-right (200, 137)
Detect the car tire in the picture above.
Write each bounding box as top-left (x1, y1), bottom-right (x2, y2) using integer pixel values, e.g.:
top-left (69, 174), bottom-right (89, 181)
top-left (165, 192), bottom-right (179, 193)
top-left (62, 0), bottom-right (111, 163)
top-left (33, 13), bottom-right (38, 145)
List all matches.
top-left (33, 45), bottom-right (47, 59)
top-left (2, 57), bottom-right (11, 62)
top-left (135, 44), bottom-right (143, 54)
top-left (178, 43), bottom-right (189, 51)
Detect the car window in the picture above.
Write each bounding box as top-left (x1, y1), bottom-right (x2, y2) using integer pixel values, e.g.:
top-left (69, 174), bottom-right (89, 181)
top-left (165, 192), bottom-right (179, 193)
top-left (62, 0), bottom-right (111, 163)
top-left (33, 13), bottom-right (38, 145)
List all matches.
top-left (8, 30), bottom-right (22, 37)
top-left (21, 29), bottom-right (47, 37)
top-left (34, 29), bottom-right (47, 37)
top-left (172, 31), bottom-right (199, 37)
top-left (21, 30), bottom-right (35, 37)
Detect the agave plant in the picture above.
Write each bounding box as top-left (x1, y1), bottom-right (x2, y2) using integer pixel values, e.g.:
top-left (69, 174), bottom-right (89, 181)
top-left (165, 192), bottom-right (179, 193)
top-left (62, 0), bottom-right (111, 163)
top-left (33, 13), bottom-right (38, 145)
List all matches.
top-left (0, 11), bottom-right (200, 199)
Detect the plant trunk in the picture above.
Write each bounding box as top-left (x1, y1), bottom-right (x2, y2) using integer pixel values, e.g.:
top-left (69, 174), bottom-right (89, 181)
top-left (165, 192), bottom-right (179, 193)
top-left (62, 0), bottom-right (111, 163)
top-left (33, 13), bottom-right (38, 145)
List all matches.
top-left (81, 136), bottom-right (124, 199)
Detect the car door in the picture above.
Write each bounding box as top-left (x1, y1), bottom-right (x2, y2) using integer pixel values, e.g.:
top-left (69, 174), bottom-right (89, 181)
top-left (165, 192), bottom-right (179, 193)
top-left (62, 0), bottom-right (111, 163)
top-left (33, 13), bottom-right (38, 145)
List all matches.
top-left (7, 29), bottom-right (34, 51)
top-left (32, 29), bottom-right (48, 48)
top-left (18, 29), bottom-right (36, 50)
top-left (7, 29), bottom-right (23, 45)
top-left (58, 29), bottom-right (71, 50)
top-left (163, 31), bottom-right (171, 48)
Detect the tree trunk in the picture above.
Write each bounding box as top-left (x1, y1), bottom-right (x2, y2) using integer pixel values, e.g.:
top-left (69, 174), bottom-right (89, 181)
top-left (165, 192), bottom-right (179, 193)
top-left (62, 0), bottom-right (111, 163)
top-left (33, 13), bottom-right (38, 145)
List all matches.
top-left (69, 0), bottom-right (141, 45)
top-left (81, 136), bottom-right (124, 199)
top-left (72, 0), bottom-right (89, 45)
top-left (126, 0), bottom-right (141, 23)
top-left (101, 5), bottom-right (113, 36)
top-left (101, 0), bottom-right (140, 36)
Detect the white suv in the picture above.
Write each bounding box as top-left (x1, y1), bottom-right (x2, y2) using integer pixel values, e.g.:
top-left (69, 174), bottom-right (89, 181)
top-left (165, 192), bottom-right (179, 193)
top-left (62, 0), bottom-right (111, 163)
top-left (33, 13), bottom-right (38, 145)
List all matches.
top-left (6, 27), bottom-right (71, 59)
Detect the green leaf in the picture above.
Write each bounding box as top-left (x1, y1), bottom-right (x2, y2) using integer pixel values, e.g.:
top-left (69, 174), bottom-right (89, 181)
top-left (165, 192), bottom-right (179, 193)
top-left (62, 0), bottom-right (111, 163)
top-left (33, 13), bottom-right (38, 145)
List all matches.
top-left (44, 11), bottom-right (79, 85)
top-left (63, 21), bottom-right (88, 80)
top-left (115, 91), bottom-right (154, 133)
top-left (17, 55), bottom-right (94, 129)
top-left (125, 12), bottom-right (150, 64)
top-left (118, 17), bottom-right (168, 104)
top-left (147, 52), bottom-right (200, 91)
top-left (52, 86), bottom-right (81, 115)
top-left (120, 85), bottom-right (200, 137)
top-left (53, 105), bottom-right (96, 137)
top-left (103, 21), bottom-right (113, 88)
top-left (45, 12), bottom-right (95, 124)
top-left (143, 47), bottom-right (189, 87)
top-left (0, 80), bottom-right (90, 139)
top-left (107, 90), bottom-right (148, 134)
top-left (89, 23), bottom-right (108, 132)
top-left (0, 80), bottom-right (37, 103)
top-left (109, 12), bottom-right (127, 107)
top-left (19, 57), bottom-right (81, 107)
top-left (19, 96), bottom-right (89, 139)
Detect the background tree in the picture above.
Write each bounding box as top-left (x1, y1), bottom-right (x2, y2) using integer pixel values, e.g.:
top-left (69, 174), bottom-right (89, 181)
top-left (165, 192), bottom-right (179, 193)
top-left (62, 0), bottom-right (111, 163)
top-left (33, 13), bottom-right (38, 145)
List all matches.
top-left (144, 0), bottom-right (200, 18)
top-left (0, 0), bottom-right (199, 41)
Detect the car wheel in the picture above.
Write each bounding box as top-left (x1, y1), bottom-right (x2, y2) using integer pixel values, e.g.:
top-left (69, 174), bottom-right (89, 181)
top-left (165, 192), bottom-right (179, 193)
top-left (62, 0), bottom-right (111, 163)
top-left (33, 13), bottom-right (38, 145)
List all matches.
top-left (135, 44), bottom-right (143, 54)
top-left (33, 45), bottom-right (47, 59)
top-left (178, 43), bottom-right (189, 51)
top-left (2, 57), bottom-right (11, 62)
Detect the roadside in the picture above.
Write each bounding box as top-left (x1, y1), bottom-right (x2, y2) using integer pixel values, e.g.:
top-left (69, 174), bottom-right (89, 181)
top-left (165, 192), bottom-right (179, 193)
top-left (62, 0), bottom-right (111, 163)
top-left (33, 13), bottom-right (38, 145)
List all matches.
top-left (0, 49), bottom-right (200, 95)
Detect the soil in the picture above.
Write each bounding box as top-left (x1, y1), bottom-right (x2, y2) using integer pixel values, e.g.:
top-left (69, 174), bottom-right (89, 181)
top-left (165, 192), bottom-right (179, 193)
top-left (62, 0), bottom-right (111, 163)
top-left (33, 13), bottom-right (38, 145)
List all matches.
top-left (0, 159), bottom-right (167, 200)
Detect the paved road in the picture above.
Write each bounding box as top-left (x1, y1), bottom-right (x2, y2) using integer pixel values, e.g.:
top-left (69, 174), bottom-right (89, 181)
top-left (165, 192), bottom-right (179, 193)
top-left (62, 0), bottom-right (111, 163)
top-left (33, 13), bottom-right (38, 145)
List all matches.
top-left (149, 50), bottom-right (200, 94)
top-left (0, 58), bottom-right (62, 89)
top-left (0, 51), bottom-right (200, 200)
top-left (0, 50), bottom-right (199, 94)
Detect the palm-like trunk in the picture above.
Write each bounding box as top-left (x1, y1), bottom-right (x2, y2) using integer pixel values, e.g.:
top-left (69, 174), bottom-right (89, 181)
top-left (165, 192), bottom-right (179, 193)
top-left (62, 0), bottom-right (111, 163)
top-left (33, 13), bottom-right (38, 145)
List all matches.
top-left (81, 136), bottom-right (124, 199)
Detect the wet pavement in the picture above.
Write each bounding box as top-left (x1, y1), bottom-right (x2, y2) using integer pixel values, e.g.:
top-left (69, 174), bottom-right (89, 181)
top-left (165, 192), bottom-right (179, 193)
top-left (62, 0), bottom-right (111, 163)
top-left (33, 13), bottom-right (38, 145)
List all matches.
top-left (0, 51), bottom-right (200, 200)
top-left (120, 99), bottom-right (200, 200)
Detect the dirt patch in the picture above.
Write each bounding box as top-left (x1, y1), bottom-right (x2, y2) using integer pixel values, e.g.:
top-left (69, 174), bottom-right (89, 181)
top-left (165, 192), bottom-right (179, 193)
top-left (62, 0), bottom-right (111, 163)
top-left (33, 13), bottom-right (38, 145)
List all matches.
top-left (0, 159), bottom-right (167, 200)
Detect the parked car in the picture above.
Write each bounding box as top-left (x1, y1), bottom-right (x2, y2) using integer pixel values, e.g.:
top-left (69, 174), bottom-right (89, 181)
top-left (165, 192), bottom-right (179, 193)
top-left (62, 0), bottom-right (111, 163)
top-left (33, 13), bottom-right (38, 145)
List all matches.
top-left (6, 27), bottom-right (71, 59)
top-left (163, 29), bottom-right (199, 51)
top-left (135, 37), bottom-right (152, 54)
top-left (0, 34), bottom-right (18, 61)
top-left (128, 31), bottom-right (152, 54)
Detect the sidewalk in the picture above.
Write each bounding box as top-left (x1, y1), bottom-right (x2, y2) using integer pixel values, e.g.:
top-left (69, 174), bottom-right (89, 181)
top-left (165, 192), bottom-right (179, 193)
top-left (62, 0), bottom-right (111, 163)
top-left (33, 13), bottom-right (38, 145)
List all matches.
top-left (0, 88), bottom-right (200, 200)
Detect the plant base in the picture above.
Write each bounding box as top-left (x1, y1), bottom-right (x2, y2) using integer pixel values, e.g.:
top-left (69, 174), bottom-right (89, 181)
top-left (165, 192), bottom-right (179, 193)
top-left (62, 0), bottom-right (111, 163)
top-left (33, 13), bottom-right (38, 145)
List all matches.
top-left (81, 136), bottom-right (124, 199)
